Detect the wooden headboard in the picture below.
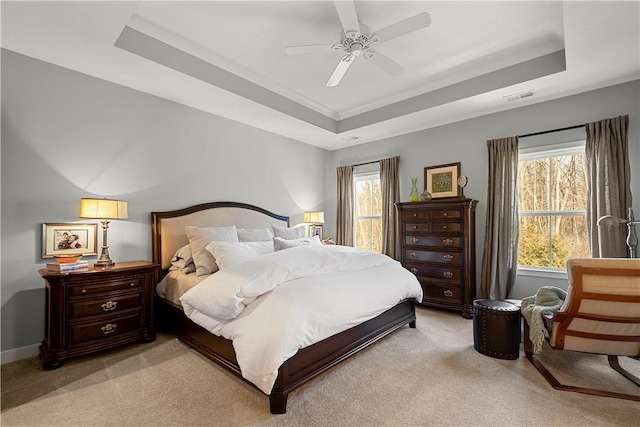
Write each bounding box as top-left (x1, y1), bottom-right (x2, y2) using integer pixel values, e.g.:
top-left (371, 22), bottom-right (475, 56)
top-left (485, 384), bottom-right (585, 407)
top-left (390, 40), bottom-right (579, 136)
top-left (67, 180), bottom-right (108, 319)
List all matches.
top-left (151, 202), bottom-right (289, 271)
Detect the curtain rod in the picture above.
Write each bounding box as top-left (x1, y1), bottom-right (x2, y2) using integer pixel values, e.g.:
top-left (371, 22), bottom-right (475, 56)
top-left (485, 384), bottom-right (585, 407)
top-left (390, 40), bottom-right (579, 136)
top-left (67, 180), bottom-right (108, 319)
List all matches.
top-left (519, 123), bottom-right (585, 139)
top-left (352, 160), bottom-right (379, 167)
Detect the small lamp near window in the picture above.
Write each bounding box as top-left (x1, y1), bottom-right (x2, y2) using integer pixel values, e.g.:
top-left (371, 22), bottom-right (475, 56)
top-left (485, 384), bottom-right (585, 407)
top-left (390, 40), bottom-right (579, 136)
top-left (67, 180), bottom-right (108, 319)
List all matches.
top-left (597, 208), bottom-right (640, 258)
top-left (79, 198), bottom-right (128, 266)
top-left (303, 211), bottom-right (325, 239)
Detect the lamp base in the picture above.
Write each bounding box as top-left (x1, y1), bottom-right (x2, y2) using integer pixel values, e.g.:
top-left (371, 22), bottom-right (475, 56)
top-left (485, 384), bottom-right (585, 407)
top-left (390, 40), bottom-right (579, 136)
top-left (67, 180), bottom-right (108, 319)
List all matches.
top-left (95, 246), bottom-right (113, 266)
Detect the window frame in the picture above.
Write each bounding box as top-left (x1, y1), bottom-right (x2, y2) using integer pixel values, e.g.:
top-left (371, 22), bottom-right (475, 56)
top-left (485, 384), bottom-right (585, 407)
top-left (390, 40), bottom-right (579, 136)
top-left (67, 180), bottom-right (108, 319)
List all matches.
top-left (353, 169), bottom-right (382, 253)
top-left (517, 140), bottom-right (587, 274)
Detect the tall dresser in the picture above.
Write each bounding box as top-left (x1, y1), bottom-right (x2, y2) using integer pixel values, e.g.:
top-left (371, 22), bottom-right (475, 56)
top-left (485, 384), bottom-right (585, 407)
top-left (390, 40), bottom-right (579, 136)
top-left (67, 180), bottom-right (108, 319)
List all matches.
top-left (396, 198), bottom-right (478, 318)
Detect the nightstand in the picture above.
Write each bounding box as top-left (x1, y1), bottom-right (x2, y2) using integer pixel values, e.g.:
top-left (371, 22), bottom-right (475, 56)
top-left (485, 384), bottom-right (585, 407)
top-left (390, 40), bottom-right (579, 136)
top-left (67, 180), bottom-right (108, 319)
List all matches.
top-left (39, 260), bottom-right (159, 370)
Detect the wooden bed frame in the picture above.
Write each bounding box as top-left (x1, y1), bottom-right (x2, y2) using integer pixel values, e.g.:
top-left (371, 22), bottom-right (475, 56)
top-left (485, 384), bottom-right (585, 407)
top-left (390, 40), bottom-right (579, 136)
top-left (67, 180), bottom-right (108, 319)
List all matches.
top-left (151, 201), bottom-right (417, 414)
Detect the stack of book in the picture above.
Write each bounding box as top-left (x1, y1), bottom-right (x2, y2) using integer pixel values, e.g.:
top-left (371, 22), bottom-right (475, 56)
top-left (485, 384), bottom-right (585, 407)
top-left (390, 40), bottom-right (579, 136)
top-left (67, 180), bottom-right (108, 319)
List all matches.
top-left (46, 260), bottom-right (90, 272)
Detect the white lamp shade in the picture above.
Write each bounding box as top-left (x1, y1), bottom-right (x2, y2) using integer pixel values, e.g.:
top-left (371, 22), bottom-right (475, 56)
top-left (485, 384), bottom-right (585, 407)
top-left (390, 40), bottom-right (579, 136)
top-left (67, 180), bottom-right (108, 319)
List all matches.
top-left (303, 211), bottom-right (325, 224)
top-left (79, 198), bottom-right (128, 219)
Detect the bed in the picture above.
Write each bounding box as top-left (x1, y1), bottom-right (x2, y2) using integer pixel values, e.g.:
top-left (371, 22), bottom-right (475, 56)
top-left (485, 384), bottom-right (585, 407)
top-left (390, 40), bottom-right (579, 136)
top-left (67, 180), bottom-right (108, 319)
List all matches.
top-left (151, 201), bottom-right (421, 414)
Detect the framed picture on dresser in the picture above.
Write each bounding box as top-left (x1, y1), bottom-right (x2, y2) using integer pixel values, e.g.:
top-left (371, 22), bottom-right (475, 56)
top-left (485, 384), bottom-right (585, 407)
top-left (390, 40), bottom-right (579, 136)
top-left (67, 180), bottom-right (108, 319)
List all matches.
top-left (424, 162), bottom-right (461, 198)
top-left (42, 223), bottom-right (98, 258)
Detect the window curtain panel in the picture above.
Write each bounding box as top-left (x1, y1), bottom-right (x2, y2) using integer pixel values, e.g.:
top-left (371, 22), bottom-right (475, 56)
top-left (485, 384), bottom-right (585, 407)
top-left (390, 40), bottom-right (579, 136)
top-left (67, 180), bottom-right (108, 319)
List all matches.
top-left (380, 156), bottom-right (400, 259)
top-left (480, 136), bottom-right (519, 300)
top-left (336, 165), bottom-right (354, 246)
top-left (586, 115), bottom-right (632, 258)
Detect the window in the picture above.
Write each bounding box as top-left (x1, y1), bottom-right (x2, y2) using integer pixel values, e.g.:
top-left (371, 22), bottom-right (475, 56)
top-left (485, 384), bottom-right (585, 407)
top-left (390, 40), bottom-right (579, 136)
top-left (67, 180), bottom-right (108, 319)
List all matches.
top-left (354, 171), bottom-right (382, 253)
top-left (518, 142), bottom-right (590, 269)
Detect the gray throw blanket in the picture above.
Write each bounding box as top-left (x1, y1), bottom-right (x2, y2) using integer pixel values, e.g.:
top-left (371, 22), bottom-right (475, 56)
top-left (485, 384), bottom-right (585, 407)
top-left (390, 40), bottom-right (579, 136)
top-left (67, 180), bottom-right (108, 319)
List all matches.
top-left (521, 286), bottom-right (567, 354)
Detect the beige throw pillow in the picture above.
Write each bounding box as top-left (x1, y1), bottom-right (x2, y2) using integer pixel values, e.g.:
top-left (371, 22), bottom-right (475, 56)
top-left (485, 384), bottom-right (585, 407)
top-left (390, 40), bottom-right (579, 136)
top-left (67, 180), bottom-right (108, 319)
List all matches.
top-left (185, 225), bottom-right (238, 276)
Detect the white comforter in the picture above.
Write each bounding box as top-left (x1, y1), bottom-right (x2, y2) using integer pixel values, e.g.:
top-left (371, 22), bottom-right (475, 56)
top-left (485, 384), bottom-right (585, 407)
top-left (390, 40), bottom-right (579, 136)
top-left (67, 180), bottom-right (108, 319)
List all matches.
top-left (180, 245), bottom-right (422, 394)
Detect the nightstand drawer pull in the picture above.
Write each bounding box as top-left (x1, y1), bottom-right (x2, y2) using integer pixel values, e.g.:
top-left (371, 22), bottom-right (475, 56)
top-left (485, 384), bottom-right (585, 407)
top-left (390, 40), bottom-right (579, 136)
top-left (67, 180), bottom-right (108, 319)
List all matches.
top-left (442, 225), bottom-right (448, 229)
top-left (410, 252), bottom-right (418, 258)
top-left (130, 282), bottom-right (136, 287)
top-left (101, 301), bottom-right (118, 311)
top-left (101, 323), bottom-right (117, 334)
top-left (81, 289), bottom-right (87, 294)
top-left (410, 268), bottom-right (418, 275)
top-left (443, 254), bottom-right (454, 262)
top-left (413, 213), bottom-right (417, 217)
top-left (412, 225), bottom-right (418, 230)
top-left (410, 237), bottom-right (419, 244)
top-left (443, 238), bottom-right (454, 246)
top-left (444, 290), bottom-right (453, 297)
top-left (443, 213), bottom-right (448, 216)
top-left (443, 271), bottom-right (454, 279)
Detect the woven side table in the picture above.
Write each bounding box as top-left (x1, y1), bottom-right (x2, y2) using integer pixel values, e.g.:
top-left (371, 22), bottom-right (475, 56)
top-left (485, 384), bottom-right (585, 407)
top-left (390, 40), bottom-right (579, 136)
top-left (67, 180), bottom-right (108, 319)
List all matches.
top-left (473, 299), bottom-right (521, 360)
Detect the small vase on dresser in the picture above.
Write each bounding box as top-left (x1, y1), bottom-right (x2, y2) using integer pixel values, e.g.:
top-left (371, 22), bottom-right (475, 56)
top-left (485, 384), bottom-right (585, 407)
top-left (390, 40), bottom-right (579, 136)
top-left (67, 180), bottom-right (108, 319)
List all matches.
top-left (396, 198), bottom-right (478, 318)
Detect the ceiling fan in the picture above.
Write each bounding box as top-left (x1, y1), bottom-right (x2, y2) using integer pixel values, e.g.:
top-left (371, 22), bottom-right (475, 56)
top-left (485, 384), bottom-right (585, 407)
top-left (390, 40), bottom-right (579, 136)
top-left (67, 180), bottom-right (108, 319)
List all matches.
top-left (285, 1), bottom-right (431, 87)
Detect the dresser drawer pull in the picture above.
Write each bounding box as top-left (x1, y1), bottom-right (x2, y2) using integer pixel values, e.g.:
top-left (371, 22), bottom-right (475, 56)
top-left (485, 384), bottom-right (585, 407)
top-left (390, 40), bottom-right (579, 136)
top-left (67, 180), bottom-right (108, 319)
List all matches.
top-left (81, 289), bottom-right (87, 294)
top-left (412, 225), bottom-right (418, 230)
top-left (442, 225), bottom-right (448, 229)
top-left (443, 290), bottom-right (453, 297)
top-left (443, 213), bottom-right (448, 216)
top-left (130, 282), bottom-right (136, 287)
top-left (101, 301), bottom-right (118, 311)
top-left (410, 252), bottom-right (418, 258)
top-left (413, 213), bottom-right (417, 217)
top-left (410, 268), bottom-right (418, 275)
top-left (410, 237), bottom-right (419, 244)
top-left (443, 238), bottom-right (454, 246)
top-left (443, 255), bottom-right (454, 262)
top-left (443, 271), bottom-right (454, 279)
top-left (101, 323), bottom-right (117, 334)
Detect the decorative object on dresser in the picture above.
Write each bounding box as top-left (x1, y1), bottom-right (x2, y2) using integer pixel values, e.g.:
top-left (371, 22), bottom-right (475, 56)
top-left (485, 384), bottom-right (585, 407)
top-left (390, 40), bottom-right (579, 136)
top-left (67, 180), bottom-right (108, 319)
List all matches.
top-left (396, 198), bottom-right (478, 318)
top-left (41, 223), bottom-right (98, 258)
top-left (424, 162), bottom-right (461, 199)
top-left (79, 197), bottom-right (128, 266)
top-left (39, 260), bottom-right (159, 370)
top-left (303, 211), bottom-right (325, 239)
top-left (410, 177), bottom-right (420, 201)
top-left (46, 259), bottom-right (89, 272)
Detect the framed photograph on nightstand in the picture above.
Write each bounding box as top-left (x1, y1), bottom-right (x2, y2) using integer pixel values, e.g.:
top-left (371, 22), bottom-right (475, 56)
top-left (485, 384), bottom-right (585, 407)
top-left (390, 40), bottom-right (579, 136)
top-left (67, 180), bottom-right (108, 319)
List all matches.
top-left (309, 224), bottom-right (323, 239)
top-left (42, 223), bottom-right (98, 258)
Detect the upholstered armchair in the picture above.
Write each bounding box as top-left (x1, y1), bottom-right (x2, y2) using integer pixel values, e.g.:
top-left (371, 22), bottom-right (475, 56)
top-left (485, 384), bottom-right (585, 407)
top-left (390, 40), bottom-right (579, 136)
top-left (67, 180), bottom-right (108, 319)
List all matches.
top-left (524, 257), bottom-right (640, 401)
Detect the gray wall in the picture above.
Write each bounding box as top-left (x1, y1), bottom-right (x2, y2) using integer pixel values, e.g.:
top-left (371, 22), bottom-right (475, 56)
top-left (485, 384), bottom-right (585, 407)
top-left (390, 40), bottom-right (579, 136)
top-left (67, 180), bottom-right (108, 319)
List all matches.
top-left (1, 49), bottom-right (329, 353)
top-left (327, 80), bottom-right (640, 299)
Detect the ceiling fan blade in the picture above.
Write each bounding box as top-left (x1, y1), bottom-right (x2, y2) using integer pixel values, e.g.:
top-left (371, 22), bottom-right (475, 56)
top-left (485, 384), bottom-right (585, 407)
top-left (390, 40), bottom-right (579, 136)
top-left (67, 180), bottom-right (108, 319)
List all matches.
top-left (334, 0), bottom-right (360, 34)
top-left (366, 51), bottom-right (404, 76)
top-left (285, 44), bottom-right (340, 55)
top-left (373, 12), bottom-right (431, 42)
top-left (326, 54), bottom-right (355, 87)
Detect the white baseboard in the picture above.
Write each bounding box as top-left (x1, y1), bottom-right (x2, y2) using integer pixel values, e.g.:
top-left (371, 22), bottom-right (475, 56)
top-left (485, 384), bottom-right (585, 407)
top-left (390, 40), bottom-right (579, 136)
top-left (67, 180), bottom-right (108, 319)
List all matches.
top-left (1, 344), bottom-right (40, 365)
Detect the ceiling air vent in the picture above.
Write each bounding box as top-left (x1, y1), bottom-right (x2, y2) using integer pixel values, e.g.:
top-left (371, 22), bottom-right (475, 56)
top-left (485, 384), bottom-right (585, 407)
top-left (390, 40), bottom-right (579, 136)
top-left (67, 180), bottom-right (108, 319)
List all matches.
top-left (503, 90), bottom-right (534, 102)
top-left (340, 136), bottom-right (360, 142)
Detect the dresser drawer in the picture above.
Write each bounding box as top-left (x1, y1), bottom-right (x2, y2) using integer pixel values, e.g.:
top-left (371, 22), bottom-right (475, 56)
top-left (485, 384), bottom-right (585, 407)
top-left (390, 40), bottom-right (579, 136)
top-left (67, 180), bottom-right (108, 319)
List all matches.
top-left (405, 264), bottom-right (462, 283)
top-left (69, 292), bottom-right (142, 320)
top-left (405, 235), bottom-right (462, 248)
top-left (403, 210), bottom-right (429, 220)
top-left (404, 250), bottom-right (462, 265)
top-left (69, 277), bottom-right (143, 297)
top-left (431, 222), bottom-right (462, 233)
top-left (421, 282), bottom-right (463, 304)
top-left (431, 210), bottom-right (461, 220)
top-left (69, 313), bottom-right (142, 346)
top-left (404, 223), bottom-right (429, 232)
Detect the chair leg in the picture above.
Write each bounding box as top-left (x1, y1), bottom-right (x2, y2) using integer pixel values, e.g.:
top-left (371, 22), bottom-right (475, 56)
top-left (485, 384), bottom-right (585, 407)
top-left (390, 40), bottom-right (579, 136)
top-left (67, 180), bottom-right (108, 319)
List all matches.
top-left (608, 355), bottom-right (640, 387)
top-left (523, 320), bottom-right (640, 401)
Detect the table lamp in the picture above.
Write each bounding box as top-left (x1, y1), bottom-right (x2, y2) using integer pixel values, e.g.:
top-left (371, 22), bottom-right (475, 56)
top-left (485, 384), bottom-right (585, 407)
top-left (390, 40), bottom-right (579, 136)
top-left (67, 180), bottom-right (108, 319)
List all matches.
top-left (79, 198), bottom-right (128, 266)
top-left (303, 211), bottom-right (325, 238)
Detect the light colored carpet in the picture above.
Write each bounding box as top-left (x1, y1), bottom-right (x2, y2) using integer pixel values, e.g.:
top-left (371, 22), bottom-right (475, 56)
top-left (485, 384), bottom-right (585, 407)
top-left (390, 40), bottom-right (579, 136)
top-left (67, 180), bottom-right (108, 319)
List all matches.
top-left (2, 307), bottom-right (639, 426)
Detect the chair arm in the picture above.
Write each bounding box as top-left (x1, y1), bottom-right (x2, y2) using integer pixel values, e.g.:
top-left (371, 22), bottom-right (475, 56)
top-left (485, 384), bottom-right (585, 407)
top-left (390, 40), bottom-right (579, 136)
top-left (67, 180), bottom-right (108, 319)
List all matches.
top-left (543, 311), bottom-right (567, 322)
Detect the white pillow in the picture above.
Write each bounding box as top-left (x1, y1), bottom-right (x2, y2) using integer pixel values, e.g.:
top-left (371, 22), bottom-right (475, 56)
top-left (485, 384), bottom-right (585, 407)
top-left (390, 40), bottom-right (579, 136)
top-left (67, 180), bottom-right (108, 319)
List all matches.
top-left (273, 235), bottom-right (322, 251)
top-left (185, 225), bottom-right (238, 276)
top-left (272, 225), bottom-right (305, 240)
top-left (205, 241), bottom-right (274, 270)
top-left (237, 228), bottom-right (274, 242)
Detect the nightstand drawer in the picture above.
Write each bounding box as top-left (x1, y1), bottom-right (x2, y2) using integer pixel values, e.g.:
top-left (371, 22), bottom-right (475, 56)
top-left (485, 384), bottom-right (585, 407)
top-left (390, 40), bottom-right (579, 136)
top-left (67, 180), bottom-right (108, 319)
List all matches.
top-left (405, 235), bottom-right (462, 247)
top-left (421, 282), bottom-right (463, 304)
top-left (404, 250), bottom-right (462, 264)
top-left (405, 263), bottom-right (462, 283)
top-left (69, 292), bottom-right (142, 320)
top-left (69, 313), bottom-right (142, 346)
top-left (431, 222), bottom-right (461, 233)
top-left (69, 277), bottom-right (142, 297)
